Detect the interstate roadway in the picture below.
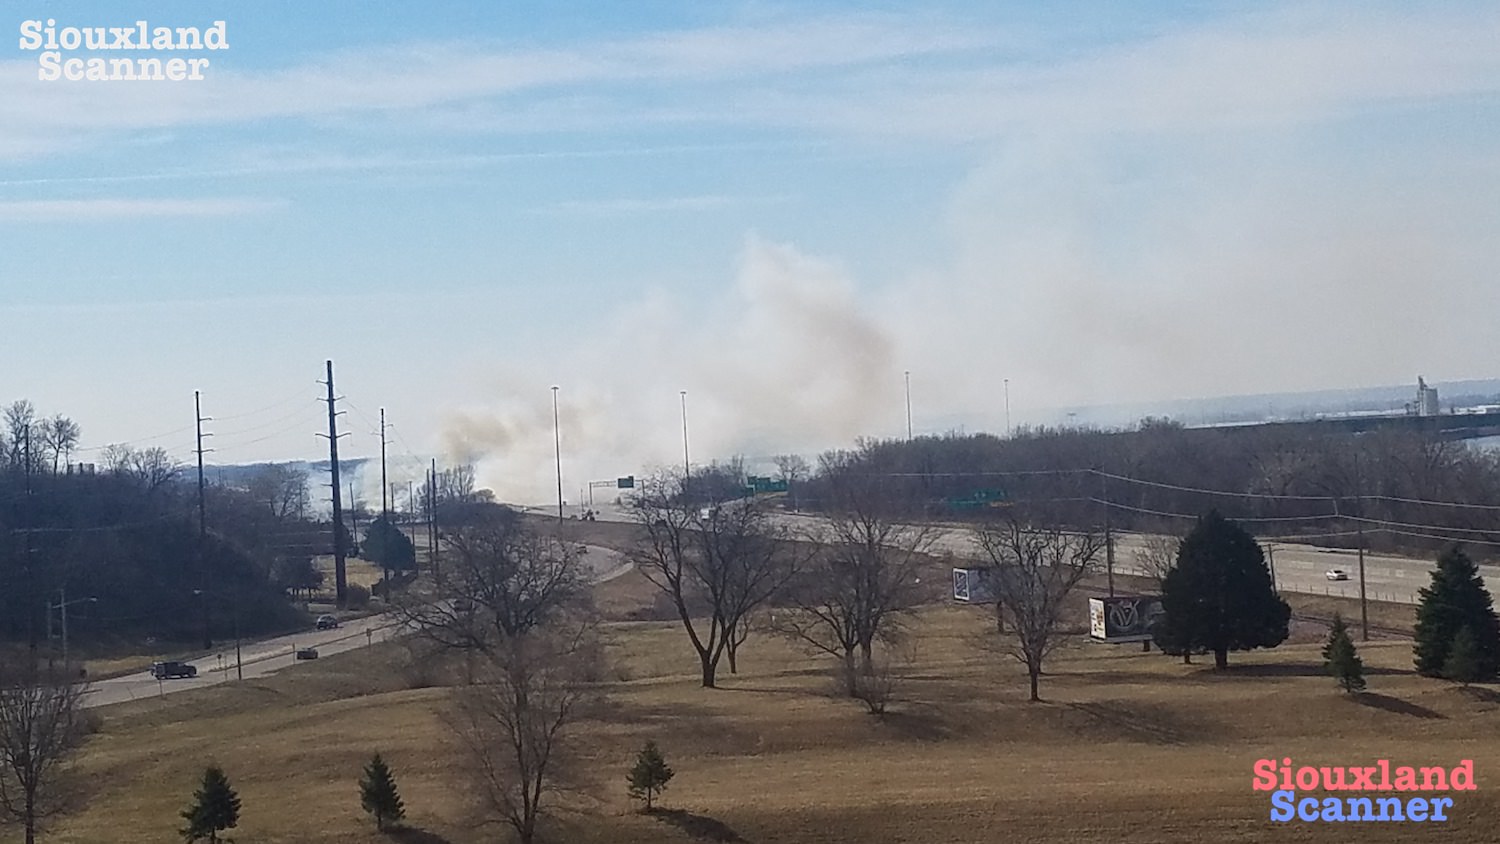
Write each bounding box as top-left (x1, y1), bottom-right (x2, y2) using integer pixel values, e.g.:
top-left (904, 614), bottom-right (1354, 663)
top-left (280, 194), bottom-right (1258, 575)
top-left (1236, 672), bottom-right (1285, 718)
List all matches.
top-left (576, 503), bottom-right (1492, 605)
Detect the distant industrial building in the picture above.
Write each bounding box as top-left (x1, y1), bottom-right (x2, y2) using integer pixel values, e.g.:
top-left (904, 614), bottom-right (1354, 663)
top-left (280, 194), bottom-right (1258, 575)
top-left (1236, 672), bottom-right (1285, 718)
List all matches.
top-left (1405, 376), bottom-right (1441, 417)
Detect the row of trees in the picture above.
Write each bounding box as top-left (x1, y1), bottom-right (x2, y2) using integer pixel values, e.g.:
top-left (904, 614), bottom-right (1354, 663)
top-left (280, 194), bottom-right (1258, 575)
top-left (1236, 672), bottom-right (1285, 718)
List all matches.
top-left (177, 754), bottom-right (405, 842)
top-left (625, 463), bottom-right (1121, 703)
top-left (787, 427), bottom-right (1500, 556)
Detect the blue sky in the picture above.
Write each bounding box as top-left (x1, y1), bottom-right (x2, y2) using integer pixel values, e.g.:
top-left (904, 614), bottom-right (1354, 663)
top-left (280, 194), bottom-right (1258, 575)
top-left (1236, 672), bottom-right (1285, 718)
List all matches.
top-left (2, 1), bottom-right (1499, 503)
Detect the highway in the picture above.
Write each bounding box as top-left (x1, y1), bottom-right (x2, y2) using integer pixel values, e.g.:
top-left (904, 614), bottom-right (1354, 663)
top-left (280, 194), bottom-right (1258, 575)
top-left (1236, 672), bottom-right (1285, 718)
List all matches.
top-left (83, 543), bottom-right (633, 709)
top-left (576, 502), bottom-right (1493, 605)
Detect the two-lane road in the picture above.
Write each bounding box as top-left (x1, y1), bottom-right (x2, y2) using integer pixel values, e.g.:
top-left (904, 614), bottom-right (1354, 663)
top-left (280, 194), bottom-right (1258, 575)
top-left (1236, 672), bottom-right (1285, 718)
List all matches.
top-left (84, 542), bottom-right (634, 709)
top-left (84, 613), bottom-right (399, 708)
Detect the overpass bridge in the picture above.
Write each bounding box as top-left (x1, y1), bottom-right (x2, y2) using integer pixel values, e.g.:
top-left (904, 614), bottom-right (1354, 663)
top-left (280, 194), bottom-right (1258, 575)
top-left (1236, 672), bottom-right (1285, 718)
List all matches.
top-left (1200, 411), bottom-right (1500, 441)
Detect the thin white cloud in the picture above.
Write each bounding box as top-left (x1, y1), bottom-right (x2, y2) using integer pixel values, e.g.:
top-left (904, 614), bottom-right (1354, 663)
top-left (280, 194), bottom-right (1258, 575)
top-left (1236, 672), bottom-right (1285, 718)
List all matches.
top-left (0, 5), bottom-right (1492, 155)
top-left (539, 194), bottom-right (792, 215)
top-left (0, 13), bottom-right (1000, 142)
top-left (0, 197), bottom-right (286, 221)
top-left (0, 141), bottom-right (828, 186)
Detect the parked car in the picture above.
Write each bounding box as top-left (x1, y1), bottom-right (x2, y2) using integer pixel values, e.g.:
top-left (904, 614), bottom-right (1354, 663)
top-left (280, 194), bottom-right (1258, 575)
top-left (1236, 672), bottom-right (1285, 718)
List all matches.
top-left (315, 614), bottom-right (339, 630)
top-left (150, 660), bottom-right (197, 680)
top-left (296, 647), bottom-right (319, 660)
top-left (1326, 569), bottom-right (1349, 581)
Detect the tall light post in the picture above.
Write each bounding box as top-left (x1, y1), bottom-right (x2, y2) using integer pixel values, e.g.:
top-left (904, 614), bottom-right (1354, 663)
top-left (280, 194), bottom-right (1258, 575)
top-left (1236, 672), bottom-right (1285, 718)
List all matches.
top-left (1004, 378), bottom-right (1011, 437)
top-left (680, 390), bottom-right (690, 486)
top-left (904, 370), bottom-right (912, 440)
top-left (552, 386), bottom-right (563, 524)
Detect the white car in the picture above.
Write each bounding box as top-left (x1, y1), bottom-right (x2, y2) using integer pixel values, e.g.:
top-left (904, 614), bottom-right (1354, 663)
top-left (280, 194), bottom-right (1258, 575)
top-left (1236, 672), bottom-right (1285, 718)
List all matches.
top-left (1325, 569), bottom-right (1349, 582)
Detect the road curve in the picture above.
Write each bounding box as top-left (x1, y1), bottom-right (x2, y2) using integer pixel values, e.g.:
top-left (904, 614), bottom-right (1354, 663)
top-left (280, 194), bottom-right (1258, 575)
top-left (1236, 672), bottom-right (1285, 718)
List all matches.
top-left (84, 542), bottom-right (632, 709)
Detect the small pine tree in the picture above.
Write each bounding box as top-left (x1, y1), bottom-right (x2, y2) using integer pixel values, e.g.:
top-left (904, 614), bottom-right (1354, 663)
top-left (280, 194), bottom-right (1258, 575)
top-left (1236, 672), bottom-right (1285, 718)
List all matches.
top-left (1443, 626), bottom-right (1483, 687)
top-left (180, 766), bottom-right (240, 843)
top-left (360, 752), bottom-right (405, 831)
top-left (626, 741), bottom-right (674, 812)
top-left (1321, 614), bottom-right (1366, 694)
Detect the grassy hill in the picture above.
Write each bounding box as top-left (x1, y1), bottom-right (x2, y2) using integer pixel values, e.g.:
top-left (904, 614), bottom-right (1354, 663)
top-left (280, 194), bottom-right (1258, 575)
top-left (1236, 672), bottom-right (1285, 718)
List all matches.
top-left (43, 576), bottom-right (1500, 843)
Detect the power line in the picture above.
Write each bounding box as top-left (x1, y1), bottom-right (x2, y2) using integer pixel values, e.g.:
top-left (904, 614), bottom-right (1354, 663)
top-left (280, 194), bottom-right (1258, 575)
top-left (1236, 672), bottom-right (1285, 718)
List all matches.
top-left (212, 398), bottom-right (321, 440)
top-left (210, 387), bottom-right (318, 423)
top-left (1095, 471), bottom-right (1333, 501)
top-left (1358, 493), bottom-right (1500, 512)
top-left (1095, 498), bottom-right (1332, 524)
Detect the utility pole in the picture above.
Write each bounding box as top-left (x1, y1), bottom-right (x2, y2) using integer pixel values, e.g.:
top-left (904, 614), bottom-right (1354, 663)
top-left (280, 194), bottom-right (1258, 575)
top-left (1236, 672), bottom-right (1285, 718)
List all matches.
top-left (348, 481), bottom-right (359, 542)
top-left (379, 408), bottom-right (391, 589)
top-left (59, 588), bottom-right (68, 671)
top-left (1100, 470), bottom-right (1115, 597)
top-left (195, 391), bottom-right (213, 649)
top-left (429, 458), bottom-right (440, 585)
top-left (1355, 451), bottom-right (1369, 642)
top-left (318, 360), bottom-right (349, 607)
top-left (905, 370), bottom-right (912, 440)
top-left (379, 408), bottom-right (389, 521)
top-left (23, 426), bottom-right (36, 659)
top-left (552, 387), bottom-right (563, 524)
top-left (680, 390), bottom-right (690, 492)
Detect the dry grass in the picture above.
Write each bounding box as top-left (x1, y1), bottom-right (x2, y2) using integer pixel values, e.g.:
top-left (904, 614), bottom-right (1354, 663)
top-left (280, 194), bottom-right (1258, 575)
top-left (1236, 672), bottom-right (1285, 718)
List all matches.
top-left (314, 554), bottom-right (386, 590)
top-left (40, 589), bottom-right (1500, 843)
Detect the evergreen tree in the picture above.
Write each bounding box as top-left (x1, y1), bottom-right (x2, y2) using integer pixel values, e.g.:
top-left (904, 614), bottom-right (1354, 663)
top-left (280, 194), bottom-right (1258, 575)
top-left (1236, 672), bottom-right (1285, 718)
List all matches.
top-left (1152, 511), bottom-right (1290, 669)
top-left (1413, 546), bottom-right (1500, 679)
top-left (1321, 613), bottom-right (1366, 694)
top-left (626, 741), bottom-right (674, 812)
top-left (1443, 626), bottom-right (1484, 686)
top-left (180, 766), bottom-right (240, 843)
top-left (364, 515), bottom-right (417, 572)
top-left (359, 752), bottom-right (405, 831)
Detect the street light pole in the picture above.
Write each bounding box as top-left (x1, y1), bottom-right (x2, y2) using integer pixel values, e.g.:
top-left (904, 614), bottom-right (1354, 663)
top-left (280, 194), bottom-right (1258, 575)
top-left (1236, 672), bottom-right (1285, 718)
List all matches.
top-left (1004, 378), bottom-right (1011, 437)
top-left (680, 390), bottom-right (690, 480)
top-left (552, 386), bottom-right (564, 524)
top-left (234, 606), bottom-right (242, 681)
top-left (904, 370), bottom-right (912, 440)
top-left (52, 589), bottom-right (96, 673)
top-left (60, 587), bottom-right (69, 670)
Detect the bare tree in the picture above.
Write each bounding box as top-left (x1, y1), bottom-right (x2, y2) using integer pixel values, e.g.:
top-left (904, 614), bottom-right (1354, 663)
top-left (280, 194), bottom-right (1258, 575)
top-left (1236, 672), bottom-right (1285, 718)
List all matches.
top-left (243, 464), bottom-right (309, 522)
top-left (629, 472), bottom-right (797, 688)
top-left (772, 454), bottom-right (811, 511)
top-left (102, 444), bottom-right (180, 492)
top-left (1133, 533), bottom-right (1178, 591)
top-left (3, 401), bottom-right (35, 471)
top-left (977, 519), bottom-right (1104, 701)
top-left (847, 639), bottom-right (914, 716)
top-left (0, 666), bottom-right (87, 844)
top-left (399, 504), bottom-right (588, 653)
top-left (40, 417), bottom-right (80, 475)
top-left (452, 623), bottom-right (597, 844)
top-left (773, 461), bottom-right (936, 694)
top-left (398, 504), bottom-right (600, 843)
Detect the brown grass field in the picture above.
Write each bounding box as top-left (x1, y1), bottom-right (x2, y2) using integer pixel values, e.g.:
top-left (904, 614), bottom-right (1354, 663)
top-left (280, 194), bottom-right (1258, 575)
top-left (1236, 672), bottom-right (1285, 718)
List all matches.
top-left (29, 568), bottom-right (1500, 844)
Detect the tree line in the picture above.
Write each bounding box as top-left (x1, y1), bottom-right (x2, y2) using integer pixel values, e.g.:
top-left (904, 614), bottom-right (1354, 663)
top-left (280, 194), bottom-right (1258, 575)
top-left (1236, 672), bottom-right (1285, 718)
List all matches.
top-left (789, 424), bottom-right (1500, 556)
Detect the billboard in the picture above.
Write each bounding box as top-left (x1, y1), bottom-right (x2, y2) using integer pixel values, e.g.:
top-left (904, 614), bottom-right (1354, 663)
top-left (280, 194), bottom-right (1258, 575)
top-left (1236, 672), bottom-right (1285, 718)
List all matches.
top-left (1088, 595), bottom-right (1163, 643)
top-left (952, 567), bottom-right (998, 603)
